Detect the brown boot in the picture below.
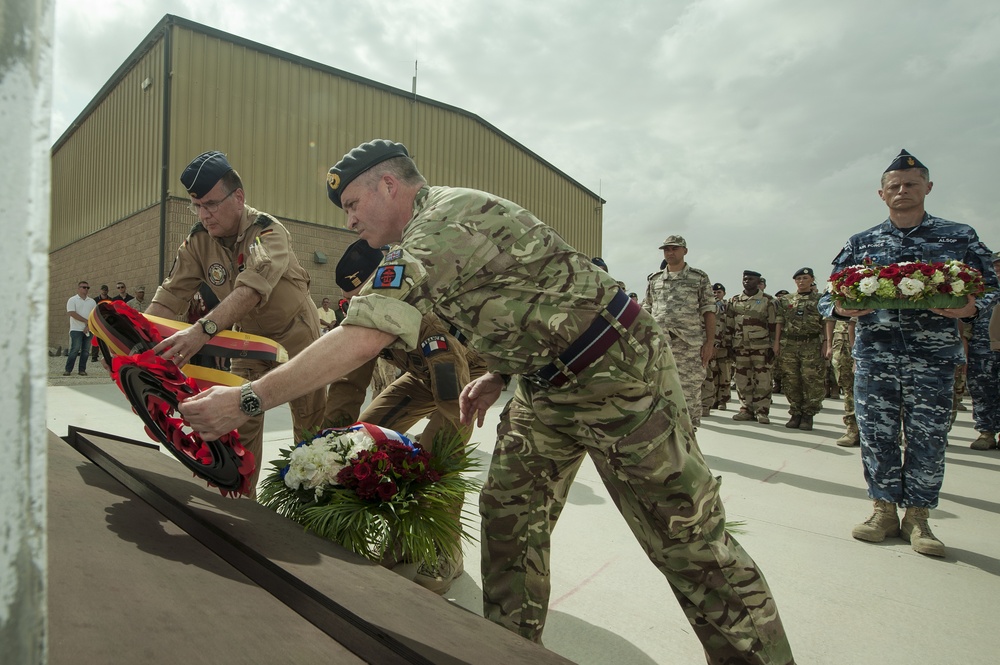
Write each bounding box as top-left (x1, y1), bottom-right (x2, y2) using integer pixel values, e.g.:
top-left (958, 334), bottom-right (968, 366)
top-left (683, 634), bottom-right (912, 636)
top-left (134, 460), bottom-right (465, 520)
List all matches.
top-left (970, 431), bottom-right (998, 451)
top-left (785, 415), bottom-right (801, 429)
top-left (756, 413), bottom-right (771, 425)
top-left (836, 416), bottom-right (860, 447)
top-left (798, 414), bottom-right (814, 431)
top-left (732, 410), bottom-right (755, 421)
top-left (900, 506), bottom-right (945, 557)
top-left (852, 500), bottom-right (899, 542)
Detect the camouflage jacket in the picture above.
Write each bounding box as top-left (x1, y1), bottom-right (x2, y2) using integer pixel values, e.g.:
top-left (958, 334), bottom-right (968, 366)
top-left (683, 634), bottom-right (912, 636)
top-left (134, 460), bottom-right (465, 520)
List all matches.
top-left (342, 186), bottom-right (632, 375)
top-left (776, 291), bottom-right (824, 340)
top-left (642, 264), bottom-right (714, 345)
top-left (818, 213), bottom-right (998, 363)
top-left (726, 289), bottom-right (775, 350)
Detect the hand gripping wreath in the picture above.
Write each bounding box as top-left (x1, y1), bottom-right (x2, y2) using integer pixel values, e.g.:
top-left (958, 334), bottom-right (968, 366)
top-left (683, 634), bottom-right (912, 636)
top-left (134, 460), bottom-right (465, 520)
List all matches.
top-left (89, 301), bottom-right (254, 497)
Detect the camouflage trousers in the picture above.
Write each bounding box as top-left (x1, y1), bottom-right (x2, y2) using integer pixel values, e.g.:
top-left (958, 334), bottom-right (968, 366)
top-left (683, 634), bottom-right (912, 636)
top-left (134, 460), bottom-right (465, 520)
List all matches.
top-left (666, 333), bottom-right (707, 426)
top-left (732, 348), bottom-right (773, 415)
top-left (702, 355), bottom-right (732, 410)
top-left (831, 339), bottom-right (855, 422)
top-left (777, 339), bottom-right (826, 417)
top-left (854, 357), bottom-right (956, 508)
top-left (968, 354), bottom-right (1000, 433)
top-left (481, 318), bottom-right (793, 664)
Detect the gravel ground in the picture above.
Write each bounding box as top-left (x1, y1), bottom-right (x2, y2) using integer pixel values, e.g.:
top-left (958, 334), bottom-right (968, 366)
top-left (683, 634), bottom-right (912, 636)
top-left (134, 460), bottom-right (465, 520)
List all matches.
top-left (47, 351), bottom-right (114, 387)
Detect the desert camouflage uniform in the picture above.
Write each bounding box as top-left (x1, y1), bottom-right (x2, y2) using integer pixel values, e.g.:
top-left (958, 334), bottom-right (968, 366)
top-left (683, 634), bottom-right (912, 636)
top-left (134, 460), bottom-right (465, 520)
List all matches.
top-left (343, 186), bottom-right (793, 664)
top-left (703, 299), bottom-right (732, 411)
top-left (643, 264), bottom-right (714, 426)
top-left (830, 320), bottom-right (856, 424)
top-left (967, 293), bottom-right (1000, 435)
top-left (324, 312), bottom-right (487, 448)
top-left (152, 204), bottom-right (326, 491)
top-left (727, 290), bottom-right (777, 417)
top-left (819, 213), bottom-right (998, 507)
top-left (775, 292), bottom-right (826, 417)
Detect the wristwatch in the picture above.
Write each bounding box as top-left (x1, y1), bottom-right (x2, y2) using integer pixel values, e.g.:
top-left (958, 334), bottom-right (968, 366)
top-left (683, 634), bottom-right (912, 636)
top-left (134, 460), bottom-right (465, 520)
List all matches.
top-left (239, 382), bottom-right (264, 417)
top-left (199, 318), bottom-right (219, 337)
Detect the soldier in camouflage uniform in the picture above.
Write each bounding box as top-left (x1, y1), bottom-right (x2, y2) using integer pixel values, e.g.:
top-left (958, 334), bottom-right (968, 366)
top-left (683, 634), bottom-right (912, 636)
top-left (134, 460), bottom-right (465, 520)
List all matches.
top-left (727, 271), bottom-right (778, 424)
top-left (819, 148), bottom-right (998, 557)
top-left (642, 235), bottom-right (715, 427)
top-left (702, 283), bottom-right (732, 413)
top-left (180, 140), bottom-right (794, 664)
top-left (825, 319), bottom-right (859, 446)
top-left (775, 268), bottom-right (826, 431)
top-left (966, 288), bottom-right (1000, 450)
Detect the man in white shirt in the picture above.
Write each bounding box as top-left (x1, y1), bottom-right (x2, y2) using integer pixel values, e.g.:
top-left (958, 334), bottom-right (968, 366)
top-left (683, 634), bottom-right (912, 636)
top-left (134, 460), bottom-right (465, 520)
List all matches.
top-left (65, 281), bottom-right (97, 376)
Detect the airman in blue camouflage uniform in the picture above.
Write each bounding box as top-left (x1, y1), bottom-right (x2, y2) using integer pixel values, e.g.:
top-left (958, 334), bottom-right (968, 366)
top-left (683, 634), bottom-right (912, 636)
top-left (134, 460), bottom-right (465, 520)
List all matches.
top-left (819, 149), bottom-right (998, 557)
top-left (180, 140), bottom-right (794, 664)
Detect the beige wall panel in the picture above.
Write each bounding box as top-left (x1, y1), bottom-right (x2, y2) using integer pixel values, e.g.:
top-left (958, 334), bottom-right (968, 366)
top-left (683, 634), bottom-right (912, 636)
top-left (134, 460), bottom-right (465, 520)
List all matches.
top-left (50, 40), bottom-right (164, 249)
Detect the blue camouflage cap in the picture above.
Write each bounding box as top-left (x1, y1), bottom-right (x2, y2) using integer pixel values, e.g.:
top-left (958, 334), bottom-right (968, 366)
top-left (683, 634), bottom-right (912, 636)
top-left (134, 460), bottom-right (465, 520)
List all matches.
top-left (181, 151), bottom-right (233, 198)
top-left (327, 139), bottom-right (409, 209)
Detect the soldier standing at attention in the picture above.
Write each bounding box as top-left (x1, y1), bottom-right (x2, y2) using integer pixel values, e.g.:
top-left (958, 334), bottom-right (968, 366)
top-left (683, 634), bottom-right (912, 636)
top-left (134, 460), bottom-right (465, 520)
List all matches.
top-left (727, 270), bottom-right (778, 424)
top-left (775, 268), bottom-right (827, 430)
top-left (147, 151), bottom-right (327, 496)
top-left (642, 235), bottom-right (715, 427)
top-left (819, 148), bottom-right (997, 557)
top-left (702, 282), bottom-right (732, 414)
top-left (179, 139), bottom-right (794, 664)
top-left (826, 318), bottom-right (859, 446)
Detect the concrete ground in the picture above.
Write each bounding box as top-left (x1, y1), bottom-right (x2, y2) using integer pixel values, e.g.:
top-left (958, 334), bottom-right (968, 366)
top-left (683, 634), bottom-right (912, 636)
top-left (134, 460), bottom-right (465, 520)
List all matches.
top-left (47, 355), bottom-right (999, 664)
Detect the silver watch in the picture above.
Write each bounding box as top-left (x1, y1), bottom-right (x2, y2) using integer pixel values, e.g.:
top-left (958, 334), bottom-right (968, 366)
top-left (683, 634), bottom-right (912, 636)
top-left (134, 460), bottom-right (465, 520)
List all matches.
top-left (239, 382), bottom-right (264, 417)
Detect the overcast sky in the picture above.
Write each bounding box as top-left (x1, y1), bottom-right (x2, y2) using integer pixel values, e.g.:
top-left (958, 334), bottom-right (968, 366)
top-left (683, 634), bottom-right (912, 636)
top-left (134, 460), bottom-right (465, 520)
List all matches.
top-left (52, 1), bottom-right (1000, 297)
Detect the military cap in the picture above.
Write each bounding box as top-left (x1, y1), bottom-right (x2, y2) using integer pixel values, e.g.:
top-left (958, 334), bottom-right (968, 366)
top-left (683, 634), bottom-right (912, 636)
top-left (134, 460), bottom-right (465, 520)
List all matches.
top-left (712, 283), bottom-right (725, 291)
top-left (135, 286), bottom-right (146, 292)
top-left (884, 148), bottom-right (927, 173)
top-left (743, 270), bottom-right (762, 277)
top-left (591, 256), bottom-right (608, 270)
top-left (327, 139), bottom-right (409, 209)
top-left (793, 267), bottom-right (814, 278)
top-left (658, 235), bottom-right (687, 249)
top-left (181, 151), bottom-right (233, 198)
top-left (335, 239), bottom-right (385, 292)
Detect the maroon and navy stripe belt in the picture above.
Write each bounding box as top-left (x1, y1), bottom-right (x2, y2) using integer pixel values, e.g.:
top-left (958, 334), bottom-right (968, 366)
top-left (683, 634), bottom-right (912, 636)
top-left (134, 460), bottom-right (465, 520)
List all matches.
top-left (526, 290), bottom-right (641, 390)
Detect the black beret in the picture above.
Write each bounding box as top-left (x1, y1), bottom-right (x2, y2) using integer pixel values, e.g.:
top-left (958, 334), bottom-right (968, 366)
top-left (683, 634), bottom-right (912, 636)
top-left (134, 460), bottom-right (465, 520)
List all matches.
top-left (591, 256), bottom-right (608, 270)
top-left (327, 139), bottom-right (409, 208)
top-left (793, 267), bottom-right (814, 278)
top-left (712, 283), bottom-right (725, 291)
top-left (743, 270), bottom-right (762, 277)
top-left (181, 151), bottom-right (233, 198)
top-left (335, 239), bottom-right (385, 292)
top-left (884, 148), bottom-right (927, 174)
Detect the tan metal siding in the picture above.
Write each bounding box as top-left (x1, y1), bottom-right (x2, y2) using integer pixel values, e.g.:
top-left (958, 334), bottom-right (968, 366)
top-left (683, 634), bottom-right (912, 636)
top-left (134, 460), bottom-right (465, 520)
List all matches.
top-left (50, 40), bottom-right (164, 249)
top-left (166, 25), bottom-right (600, 256)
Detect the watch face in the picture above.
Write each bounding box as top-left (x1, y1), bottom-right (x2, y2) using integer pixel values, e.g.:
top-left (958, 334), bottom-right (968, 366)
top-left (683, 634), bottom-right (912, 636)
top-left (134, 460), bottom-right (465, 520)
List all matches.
top-left (202, 319), bottom-right (219, 335)
top-left (241, 392), bottom-right (261, 415)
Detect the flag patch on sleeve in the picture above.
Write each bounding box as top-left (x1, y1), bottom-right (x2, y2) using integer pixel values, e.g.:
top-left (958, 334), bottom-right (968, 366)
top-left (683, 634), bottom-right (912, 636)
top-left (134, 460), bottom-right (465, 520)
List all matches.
top-left (421, 335), bottom-right (448, 356)
top-left (385, 249), bottom-right (402, 261)
top-left (372, 265), bottom-right (404, 289)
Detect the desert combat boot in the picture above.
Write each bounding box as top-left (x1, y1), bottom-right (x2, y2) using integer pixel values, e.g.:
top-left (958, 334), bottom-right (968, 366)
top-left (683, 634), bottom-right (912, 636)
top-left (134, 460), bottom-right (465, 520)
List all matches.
top-left (852, 500), bottom-right (899, 542)
top-left (901, 506), bottom-right (945, 557)
top-left (970, 431), bottom-right (998, 450)
top-left (836, 416), bottom-right (860, 447)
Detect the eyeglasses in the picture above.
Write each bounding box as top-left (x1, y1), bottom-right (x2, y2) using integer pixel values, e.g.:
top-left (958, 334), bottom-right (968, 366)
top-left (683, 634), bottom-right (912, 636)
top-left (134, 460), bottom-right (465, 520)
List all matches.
top-left (117, 286), bottom-right (126, 290)
top-left (188, 189), bottom-right (236, 215)
top-left (80, 285), bottom-right (90, 289)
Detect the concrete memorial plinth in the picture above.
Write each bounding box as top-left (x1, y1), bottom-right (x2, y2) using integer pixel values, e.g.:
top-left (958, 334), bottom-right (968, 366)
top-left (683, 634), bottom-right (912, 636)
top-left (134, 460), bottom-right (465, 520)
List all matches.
top-left (49, 429), bottom-right (569, 665)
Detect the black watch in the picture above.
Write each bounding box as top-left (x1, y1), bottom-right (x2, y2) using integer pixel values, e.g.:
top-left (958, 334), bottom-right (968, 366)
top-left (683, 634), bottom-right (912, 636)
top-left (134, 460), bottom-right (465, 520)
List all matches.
top-left (239, 382), bottom-right (264, 417)
top-left (199, 318), bottom-right (219, 337)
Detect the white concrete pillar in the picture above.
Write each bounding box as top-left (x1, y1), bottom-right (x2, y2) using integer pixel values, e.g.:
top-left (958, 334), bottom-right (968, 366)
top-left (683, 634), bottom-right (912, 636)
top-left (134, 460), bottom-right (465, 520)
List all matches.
top-left (0, 0), bottom-right (54, 661)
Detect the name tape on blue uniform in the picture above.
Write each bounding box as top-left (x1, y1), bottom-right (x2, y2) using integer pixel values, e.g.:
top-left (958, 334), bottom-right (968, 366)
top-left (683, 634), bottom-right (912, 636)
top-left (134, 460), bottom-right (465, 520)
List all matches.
top-left (373, 265), bottom-right (404, 289)
top-left (421, 335), bottom-right (448, 356)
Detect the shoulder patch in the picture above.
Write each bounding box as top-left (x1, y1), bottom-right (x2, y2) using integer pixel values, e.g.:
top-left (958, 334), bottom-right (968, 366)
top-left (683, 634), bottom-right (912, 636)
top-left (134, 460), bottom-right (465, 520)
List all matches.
top-left (421, 335), bottom-right (448, 356)
top-left (254, 213), bottom-right (275, 229)
top-left (385, 248), bottom-right (402, 262)
top-left (372, 264), bottom-right (404, 289)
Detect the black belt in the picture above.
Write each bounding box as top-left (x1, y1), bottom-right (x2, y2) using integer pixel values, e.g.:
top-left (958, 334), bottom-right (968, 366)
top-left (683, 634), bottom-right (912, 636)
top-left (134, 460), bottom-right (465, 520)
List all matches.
top-left (525, 290), bottom-right (641, 390)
